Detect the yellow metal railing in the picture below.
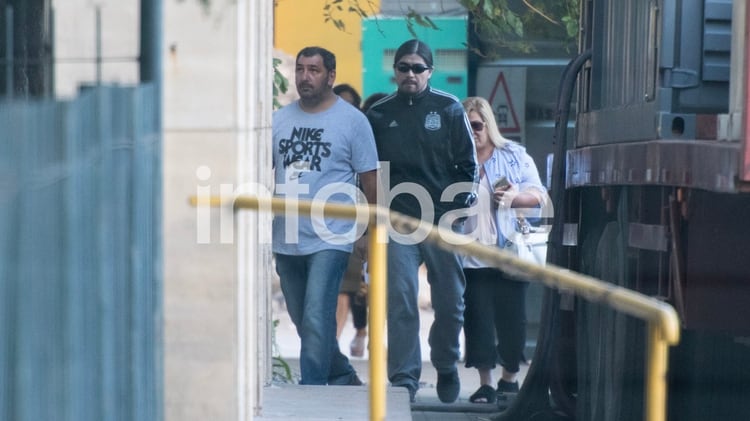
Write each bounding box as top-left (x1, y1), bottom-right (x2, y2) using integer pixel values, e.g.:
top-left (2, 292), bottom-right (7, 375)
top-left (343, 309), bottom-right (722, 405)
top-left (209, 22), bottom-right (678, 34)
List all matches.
top-left (191, 195), bottom-right (680, 421)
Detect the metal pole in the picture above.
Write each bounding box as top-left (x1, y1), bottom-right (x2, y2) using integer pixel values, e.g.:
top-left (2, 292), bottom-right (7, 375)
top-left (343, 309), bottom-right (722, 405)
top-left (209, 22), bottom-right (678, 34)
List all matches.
top-left (49, 7), bottom-right (55, 95)
top-left (368, 223), bottom-right (388, 421)
top-left (139, 2), bottom-right (164, 421)
top-left (645, 323), bottom-right (670, 421)
top-left (95, 5), bottom-right (101, 85)
top-left (139, 0), bottom-right (162, 88)
top-left (5, 5), bottom-right (13, 97)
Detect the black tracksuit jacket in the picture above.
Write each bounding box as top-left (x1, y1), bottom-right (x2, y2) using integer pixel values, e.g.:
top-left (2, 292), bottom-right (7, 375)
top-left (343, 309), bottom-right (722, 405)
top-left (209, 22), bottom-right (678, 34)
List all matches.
top-left (366, 86), bottom-right (478, 225)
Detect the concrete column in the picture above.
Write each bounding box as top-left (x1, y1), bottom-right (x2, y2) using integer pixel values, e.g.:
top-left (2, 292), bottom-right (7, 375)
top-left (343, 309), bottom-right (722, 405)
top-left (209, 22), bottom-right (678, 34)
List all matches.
top-left (236, 1), bottom-right (274, 419)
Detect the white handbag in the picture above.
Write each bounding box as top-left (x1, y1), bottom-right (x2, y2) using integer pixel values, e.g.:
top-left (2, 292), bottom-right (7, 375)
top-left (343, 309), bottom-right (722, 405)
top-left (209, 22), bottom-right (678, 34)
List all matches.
top-left (503, 216), bottom-right (548, 266)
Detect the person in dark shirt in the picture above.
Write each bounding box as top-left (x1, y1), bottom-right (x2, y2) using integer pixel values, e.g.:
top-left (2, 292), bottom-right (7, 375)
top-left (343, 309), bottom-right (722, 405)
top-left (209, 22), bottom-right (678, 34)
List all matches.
top-left (365, 39), bottom-right (478, 403)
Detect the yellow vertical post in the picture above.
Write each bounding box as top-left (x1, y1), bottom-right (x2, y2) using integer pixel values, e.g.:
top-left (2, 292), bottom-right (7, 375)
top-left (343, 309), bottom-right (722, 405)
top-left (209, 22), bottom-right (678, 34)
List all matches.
top-left (368, 222), bottom-right (387, 421)
top-left (645, 322), bottom-right (670, 421)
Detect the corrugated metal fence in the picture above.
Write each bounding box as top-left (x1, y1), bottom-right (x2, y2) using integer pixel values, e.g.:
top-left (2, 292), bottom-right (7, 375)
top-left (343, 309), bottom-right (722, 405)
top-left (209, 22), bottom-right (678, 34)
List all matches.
top-left (0, 84), bottom-right (162, 421)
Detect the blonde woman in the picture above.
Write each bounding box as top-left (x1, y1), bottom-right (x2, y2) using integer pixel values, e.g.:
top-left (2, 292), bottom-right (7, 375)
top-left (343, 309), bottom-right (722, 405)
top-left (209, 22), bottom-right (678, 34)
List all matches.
top-left (460, 96), bottom-right (547, 403)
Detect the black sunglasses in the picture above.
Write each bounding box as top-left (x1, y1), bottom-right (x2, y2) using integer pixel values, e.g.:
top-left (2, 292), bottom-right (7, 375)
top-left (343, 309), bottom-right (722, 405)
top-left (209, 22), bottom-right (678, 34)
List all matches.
top-left (470, 120), bottom-right (485, 131)
top-left (395, 62), bottom-right (432, 74)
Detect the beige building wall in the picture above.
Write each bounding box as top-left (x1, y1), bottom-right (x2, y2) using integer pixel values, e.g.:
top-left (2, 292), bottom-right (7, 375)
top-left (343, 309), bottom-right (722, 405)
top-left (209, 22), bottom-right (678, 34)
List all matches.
top-left (162, 3), bottom-right (240, 420)
top-left (164, 1), bottom-right (274, 420)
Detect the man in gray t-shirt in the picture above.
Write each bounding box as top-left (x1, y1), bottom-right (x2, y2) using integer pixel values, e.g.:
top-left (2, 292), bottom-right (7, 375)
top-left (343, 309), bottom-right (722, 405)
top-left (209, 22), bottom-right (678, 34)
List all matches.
top-left (271, 46), bottom-right (378, 385)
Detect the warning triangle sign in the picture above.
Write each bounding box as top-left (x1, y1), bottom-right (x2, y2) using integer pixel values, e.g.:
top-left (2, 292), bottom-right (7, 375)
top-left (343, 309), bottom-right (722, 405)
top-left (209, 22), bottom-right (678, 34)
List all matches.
top-left (488, 71), bottom-right (521, 134)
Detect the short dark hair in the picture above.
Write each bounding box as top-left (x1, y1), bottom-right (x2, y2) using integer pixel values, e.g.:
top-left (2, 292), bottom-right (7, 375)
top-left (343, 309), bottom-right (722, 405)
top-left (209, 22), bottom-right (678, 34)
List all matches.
top-left (393, 39), bottom-right (433, 68)
top-left (296, 46), bottom-right (336, 72)
top-left (362, 92), bottom-right (388, 112)
top-left (333, 84), bottom-right (362, 108)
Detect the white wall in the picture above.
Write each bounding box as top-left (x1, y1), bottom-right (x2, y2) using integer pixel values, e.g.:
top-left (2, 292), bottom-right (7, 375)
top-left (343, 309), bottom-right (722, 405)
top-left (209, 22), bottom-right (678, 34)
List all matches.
top-left (163, 1), bottom-right (240, 420)
top-left (163, 1), bottom-right (273, 420)
top-left (52, 0), bottom-right (139, 98)
top-left (164, 1), bottom-right (238, 130)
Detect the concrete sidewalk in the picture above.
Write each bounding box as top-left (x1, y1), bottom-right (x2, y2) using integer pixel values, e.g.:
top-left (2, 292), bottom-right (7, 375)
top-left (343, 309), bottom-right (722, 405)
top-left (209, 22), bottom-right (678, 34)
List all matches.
top-left (257, 381), bottom-right (412, 420)
top-left (258, 356), bottom-right (528, 420)
top-left (263, 298), bottom-right (529, 420)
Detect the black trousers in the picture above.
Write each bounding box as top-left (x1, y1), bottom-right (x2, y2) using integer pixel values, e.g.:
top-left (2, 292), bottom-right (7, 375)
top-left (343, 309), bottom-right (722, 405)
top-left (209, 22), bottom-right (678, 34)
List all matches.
top-left (463, 267), bottom-right (528, 373)
top-left (349, 291), bottom-right (367, 330)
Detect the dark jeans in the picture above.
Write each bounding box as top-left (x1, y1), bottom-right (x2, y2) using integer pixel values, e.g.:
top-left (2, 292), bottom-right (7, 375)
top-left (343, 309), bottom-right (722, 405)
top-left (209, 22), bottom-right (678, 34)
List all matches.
top-left (275, 250), bottom-right (359, 385)
top-left (386, 241), bottom-right (466, 392)
top-left (463, 267), bottom-right (528, 373)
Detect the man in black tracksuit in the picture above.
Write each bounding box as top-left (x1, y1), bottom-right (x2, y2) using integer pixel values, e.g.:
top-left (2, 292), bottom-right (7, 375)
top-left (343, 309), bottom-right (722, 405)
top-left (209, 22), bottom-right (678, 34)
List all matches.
top-left (366, 39), bottom-right (478, 403)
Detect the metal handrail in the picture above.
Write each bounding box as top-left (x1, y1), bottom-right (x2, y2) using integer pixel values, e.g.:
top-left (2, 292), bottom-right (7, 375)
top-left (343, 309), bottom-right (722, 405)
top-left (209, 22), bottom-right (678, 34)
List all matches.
top-left (190, 195), bottom-right (680, 421)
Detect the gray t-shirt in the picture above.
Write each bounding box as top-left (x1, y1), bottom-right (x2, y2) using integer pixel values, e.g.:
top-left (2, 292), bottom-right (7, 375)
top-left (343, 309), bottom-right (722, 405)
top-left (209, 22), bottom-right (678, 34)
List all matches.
top-left (272, 98), bottom-right (378, 255)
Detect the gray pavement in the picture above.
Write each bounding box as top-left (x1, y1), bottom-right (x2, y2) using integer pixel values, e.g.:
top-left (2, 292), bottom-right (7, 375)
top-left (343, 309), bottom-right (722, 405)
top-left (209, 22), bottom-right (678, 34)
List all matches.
top-left (257, 382), bottom-right (412, 420)
top-left (264, 294), bottom-right (529, 420)
top-left (260, 356), bottom-right (526, 420)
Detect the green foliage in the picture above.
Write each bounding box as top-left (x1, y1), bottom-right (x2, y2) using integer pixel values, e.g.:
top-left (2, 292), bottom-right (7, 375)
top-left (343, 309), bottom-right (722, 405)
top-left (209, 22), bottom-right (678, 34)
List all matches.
top-left (323, 0), bottom-right (378, 33)
top-left (562, 13), bottom-right (579, 39)
top-left (318, 0), bottom-right (579, 56)
top-left (404, 8), bottom-right (440, 38)
top-left (271, 319), bottom-right (295, 383)
top-left (462, 0), bottom-right (579, 56)
top-left (272, 355), bottom-right (293, 383)
top-left (321, 0), bottom-right (441, 39)
top-left (271, 0), bottom-right (579, 108)
top-left (189, 0), bottom-right (579, 53)
top-left (273, 58), bottom-right (289, 111)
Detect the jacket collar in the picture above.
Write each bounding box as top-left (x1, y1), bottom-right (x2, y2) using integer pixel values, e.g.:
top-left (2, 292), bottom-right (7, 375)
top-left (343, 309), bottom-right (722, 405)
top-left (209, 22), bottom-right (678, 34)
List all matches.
top-left (396, 85), bottom-right (431, 105)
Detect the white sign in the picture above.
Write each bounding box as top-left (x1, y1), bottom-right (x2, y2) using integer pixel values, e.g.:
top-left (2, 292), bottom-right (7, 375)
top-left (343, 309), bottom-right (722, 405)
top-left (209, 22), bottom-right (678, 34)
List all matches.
top-left (476, 66), bottom-right (526, 140)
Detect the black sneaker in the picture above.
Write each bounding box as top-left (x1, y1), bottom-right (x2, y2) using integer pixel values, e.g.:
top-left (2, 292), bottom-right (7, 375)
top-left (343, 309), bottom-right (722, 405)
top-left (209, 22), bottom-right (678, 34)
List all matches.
top-left (496, 379), bottom-right (519, 394)
top-left (347, 373), bottom-right (364, 386)
top-left (436, 370), bottom-right (460, 403)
